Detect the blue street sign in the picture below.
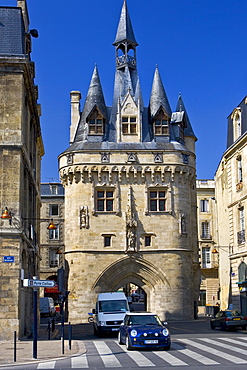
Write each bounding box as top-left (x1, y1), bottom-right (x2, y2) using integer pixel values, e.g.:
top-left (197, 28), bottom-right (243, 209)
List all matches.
top-left (3, 256), bottom-right (15, 263)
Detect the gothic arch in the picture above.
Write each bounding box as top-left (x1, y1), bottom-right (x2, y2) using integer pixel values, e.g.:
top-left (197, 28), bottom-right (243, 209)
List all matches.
top-left (92, 256), bottom-right (170, 293)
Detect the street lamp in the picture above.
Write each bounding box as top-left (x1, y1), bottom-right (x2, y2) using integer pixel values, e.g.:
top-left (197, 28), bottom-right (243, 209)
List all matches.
top-left (1, 207), bottom-right (61, 229)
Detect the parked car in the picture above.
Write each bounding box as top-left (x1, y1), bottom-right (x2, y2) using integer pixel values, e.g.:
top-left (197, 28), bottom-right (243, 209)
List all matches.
top-left (39, 297), bottom-right (56, 317)
top-left (210, 310), bottom-right (247, 330)
top-left (118, 312), bottom-right (170, 350)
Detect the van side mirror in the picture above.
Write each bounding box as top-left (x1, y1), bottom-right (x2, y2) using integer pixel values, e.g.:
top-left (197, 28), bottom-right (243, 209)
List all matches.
top-left (92, 308), bottom-right (96, 314)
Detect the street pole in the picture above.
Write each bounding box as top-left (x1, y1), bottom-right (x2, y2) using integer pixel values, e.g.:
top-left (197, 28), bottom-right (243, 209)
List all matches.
top-left (33, 277), bottom-right (38, 359)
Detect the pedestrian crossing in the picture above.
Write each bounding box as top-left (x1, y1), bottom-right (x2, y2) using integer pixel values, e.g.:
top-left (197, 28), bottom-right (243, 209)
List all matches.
top-left (35, 336), bottom-right (247, 368)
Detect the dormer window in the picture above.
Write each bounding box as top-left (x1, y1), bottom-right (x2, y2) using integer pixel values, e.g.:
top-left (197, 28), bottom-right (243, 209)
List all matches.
top-left (122, 116), bottom-right (137, 134)
top-left (153, 111), bottom-right (169, 135)
top-left (88, 108), bottom-right (104, 135)
top-left (232, 108), bottom-right (241, 141)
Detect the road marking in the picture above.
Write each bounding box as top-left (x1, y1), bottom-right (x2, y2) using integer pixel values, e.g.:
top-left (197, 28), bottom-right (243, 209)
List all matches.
top-left (181, 338), bottom-right (247, 364)
top-left (37, 361), bottom-right (56, 369)
top-left (200, 338), bottom-right (247, 355)
top-left (153, 348), bottom-right (188, 366)
top-left (172, 342), bottom-right (219, 365)
top-left (115, 342), bottom-right (155, 366)
top-left (218, 337), bottom-right (247, 347)
top-left (71, 354), bottom-right (89, 368)
top-left (94, 341), bottom-right (121, 367)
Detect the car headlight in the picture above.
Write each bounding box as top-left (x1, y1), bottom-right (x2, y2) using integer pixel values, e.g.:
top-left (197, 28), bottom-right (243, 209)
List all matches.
top-left (162, 328), bottom-right (169, 336)
top-left (130, 329), bottom-right (137, 337)
top-left (99, 321), bottom-right (106, 326)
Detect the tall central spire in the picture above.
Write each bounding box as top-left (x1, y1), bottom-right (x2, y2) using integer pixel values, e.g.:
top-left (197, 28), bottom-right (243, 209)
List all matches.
top-left (113, 0), bottom-right (138, 46)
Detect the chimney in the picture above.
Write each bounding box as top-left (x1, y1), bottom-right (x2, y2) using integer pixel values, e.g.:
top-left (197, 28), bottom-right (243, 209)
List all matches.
top-left (70, 91), bottom-right (81, 143)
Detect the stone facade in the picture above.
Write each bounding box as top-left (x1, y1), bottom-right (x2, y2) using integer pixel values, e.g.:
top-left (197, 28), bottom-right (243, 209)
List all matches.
top-left (215, 97), bottom-right (247, 314)
top-left (0, 1), bottom-right (44, 339)
top-left (59, 1), bottom-right (200, 323)
top-left (39, 183), bottom-right (65, 302)
top-left (196, 180), bottom-right (219, 314)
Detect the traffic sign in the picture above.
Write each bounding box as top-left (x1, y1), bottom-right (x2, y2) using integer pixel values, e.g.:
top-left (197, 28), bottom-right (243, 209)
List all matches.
top-left (3, 256), bottom-right (15, 263)
top-left (23, 279), bottom-right (55, 288)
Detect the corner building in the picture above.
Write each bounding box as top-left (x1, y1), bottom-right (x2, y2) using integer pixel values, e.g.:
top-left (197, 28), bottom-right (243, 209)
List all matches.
top-left (59, 0), bottom-right (200, 322)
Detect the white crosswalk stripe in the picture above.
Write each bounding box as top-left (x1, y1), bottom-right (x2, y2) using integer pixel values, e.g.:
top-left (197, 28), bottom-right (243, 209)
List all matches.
top-left (115, 341), bottom-right (155, 366)
top-left (71, 353), bottom-right (89, 368)
top-left (37, 361), bottom-right (56, 369)
top-left (200, 337), bottom-right (247, 355)
top-left (171, 342), bottom-right (219, 365)
top-left (34, 336), bottom-right (247, 368)
top-left (94, 341), bottom-right (122, 367)
top-left (181, 338), bottom-right (247, 364)
top-left (153, 348), bottom-right (188, 366)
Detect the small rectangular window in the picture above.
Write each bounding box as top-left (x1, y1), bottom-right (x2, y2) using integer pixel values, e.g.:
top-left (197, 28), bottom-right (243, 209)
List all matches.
top-left (145, 236), bottom-right (151, 247)
top-left (104, 236), bottom-right (111, 247)
top-left (49, 225), bottom-right (59, 240)
top-left (200, 199), bottom-right (209, 212)
top-left (49, 204), bottom-right (59, 216)
top-left (50, 185), bottom-right (58, 195)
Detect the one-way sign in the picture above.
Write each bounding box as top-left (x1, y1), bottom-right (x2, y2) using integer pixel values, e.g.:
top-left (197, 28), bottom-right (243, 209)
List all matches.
top-left (23, 279), bottom-right (55, 288)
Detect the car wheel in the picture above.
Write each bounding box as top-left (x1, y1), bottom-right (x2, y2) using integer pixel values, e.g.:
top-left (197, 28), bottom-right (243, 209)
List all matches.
top-left (118, 331), bottom-right (124, 345)
top-left (220, 322), bottom-right (226, 331)
top-left (242, 325), bottom-right (246, 330)
top-left (126, 335), bottom-right (132, 350)
top-left (210, 321), bottom-right (215, 329)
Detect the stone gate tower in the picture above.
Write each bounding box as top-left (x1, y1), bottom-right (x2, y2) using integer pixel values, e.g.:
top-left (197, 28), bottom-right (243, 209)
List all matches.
top-left (59, 0), bottom-right (200, 322)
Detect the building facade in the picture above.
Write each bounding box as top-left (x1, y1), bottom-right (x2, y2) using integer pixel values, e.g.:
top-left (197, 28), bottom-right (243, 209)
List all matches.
top-left (39, 183), bottom-right (65, 304)
top-left (196, 180), bottom-right (219, 313)
top-left (59, 0), bottom-right (200, 322)
top-left (215, 96), bottom-right (247, 315)
top-left (0, 0), bottom-right (44, 339)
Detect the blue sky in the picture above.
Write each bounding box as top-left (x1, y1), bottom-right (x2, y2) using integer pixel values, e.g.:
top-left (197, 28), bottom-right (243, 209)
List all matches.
top-left (4, 0), bottom-right (247, 181)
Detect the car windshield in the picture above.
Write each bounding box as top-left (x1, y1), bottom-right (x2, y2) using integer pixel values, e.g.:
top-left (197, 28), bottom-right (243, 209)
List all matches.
top-left (225, 310), bottom-right (242, 317)
top-left (128, 315), bottom-right (162, 326)
top-left (99, 300), bottom-right (128, 312)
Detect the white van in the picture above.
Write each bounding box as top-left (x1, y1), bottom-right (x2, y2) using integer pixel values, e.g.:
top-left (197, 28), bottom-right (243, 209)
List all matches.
top-left (92, 292), bottom-right (130, 336)
top-left (39, 297), bottom-right (56, 317)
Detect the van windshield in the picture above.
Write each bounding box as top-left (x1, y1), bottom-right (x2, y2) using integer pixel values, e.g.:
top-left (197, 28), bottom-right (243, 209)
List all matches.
top-left (99, 300), bottom-right (128, 312)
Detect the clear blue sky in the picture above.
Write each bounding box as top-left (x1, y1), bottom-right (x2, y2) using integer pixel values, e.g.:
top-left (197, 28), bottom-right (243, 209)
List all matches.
top-left (4, 0), bottom-right (247, 181)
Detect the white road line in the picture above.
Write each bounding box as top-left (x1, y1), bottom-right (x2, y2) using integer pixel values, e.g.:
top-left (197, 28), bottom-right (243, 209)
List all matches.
top-left (37, 361), bottom-right (56, 369)
top-left (115, 342), bottom-right (155, 367)
top-left (94, 341), bottom-right (122, 367)
top-left (71, 354), bottom-right (89, 368)
top-left (218, 337), bottom-right (247, 347)
top-left (200, 338), bottom-right (247, 355)
top-left (153, 348), bottom-right (188, 366)
top-left (236, 336), bottom-right (247, 341)
top-left (181, 338), bottom-right (247, 364)
top-left (172, 342), bottom-right (219, 365)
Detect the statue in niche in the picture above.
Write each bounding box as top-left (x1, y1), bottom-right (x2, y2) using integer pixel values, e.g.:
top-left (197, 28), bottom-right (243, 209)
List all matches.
top-left (126, 202), bottom-right (137, 253)
top-left (180, 213), bottom-right (186, 234)
top-left (80, 206), bottom-right (89, 229)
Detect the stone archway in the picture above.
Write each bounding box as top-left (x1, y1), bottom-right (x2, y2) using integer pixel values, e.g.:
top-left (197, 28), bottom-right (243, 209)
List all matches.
top-left (91, 255), bottom-right (170, 315)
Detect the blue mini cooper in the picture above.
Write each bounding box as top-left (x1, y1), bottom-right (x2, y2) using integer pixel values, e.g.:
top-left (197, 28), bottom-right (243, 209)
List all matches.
top-left (118, 312), bottom-right (170, 350)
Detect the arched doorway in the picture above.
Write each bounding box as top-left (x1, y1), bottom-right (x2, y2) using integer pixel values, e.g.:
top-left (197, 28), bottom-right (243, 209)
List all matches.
top-left (92, 256), bottom-right (169, 317)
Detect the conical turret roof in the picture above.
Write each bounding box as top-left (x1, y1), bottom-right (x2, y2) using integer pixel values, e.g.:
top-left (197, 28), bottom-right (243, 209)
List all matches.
top-left (74, 65), bottom-right (107, 142)
top-left (176, 94), bottom-right (197, 139)
top-left (113, 0), bottom-right (138, 46)
top-left (149, 66), bottom-right (172, 118)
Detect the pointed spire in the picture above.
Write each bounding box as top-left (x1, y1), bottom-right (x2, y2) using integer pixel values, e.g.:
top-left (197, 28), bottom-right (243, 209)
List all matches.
top-left (135, 77), bottom-right (144, 111)
top-left (73, 66), bottom-right (107, 142)
top-left (149, 66), bottom-right (171, 118)
top-left (175, 94), bottom-right (196, 139)
top-left (113, 0), bottom-right (138, 46)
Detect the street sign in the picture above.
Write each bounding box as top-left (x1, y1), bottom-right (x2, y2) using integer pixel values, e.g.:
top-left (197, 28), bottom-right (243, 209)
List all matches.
top-left (23, 279), bottom-right (55, 288)
top-left (3, 256), bottom-right (15, 263)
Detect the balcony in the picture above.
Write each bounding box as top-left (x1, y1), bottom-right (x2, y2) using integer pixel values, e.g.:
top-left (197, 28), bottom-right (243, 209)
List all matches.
top-left (49, 260), bottom-right (59, 268)
top-left (237, 230), bottom-right (245, 244)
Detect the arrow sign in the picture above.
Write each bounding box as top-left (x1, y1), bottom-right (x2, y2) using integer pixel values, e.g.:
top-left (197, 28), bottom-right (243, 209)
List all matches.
top-left (23, 279), bottom-right (56, 288)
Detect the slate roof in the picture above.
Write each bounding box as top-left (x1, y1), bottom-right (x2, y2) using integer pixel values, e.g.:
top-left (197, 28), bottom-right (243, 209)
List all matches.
top-left (0, 7), bottom-right (25, 56)
top-left (113, 0), bottom-right (138, 46)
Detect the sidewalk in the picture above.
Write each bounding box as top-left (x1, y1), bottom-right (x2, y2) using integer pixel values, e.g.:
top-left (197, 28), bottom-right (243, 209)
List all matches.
top-left (0, 323), bottom-right (86, 367)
